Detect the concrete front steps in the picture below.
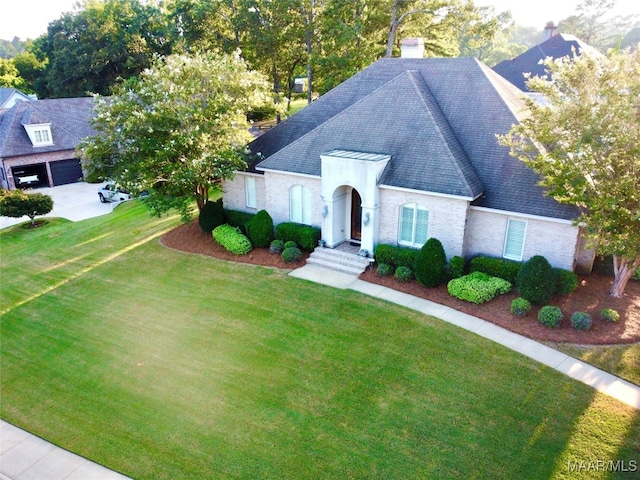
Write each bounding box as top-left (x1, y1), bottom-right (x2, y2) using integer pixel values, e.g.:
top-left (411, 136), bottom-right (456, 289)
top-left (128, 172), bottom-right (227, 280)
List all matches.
top-left (306, 246), bottom-right (372, 275)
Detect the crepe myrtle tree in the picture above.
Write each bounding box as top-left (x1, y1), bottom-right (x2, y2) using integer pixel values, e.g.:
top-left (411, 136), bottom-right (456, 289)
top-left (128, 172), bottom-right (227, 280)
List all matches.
top-left (0, 190), bottom-right (53, 227)
top-left (79, 51), bottom-right (272, 220)
top-left (499, 47), bottom-right (640, 297)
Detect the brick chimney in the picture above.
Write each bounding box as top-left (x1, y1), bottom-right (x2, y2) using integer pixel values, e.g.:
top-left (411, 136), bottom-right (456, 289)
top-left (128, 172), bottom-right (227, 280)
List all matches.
top-left (544, 22), bottom-right (559, 41)
top-left (401, 38), bottom-right (425, 58)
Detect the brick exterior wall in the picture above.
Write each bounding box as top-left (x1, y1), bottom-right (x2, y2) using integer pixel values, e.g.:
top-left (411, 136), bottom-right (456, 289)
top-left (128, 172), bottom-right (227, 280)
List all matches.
top-left (1, 150), bottom-right (80, 189)
top-left (222, 172), bottom-right (266, 213)
top-left (463, 208), bottom-right (579, 270)
top-left (261, 172), bottom-right (323, 227)
top-left (378, 188), bottom-right (469, 259)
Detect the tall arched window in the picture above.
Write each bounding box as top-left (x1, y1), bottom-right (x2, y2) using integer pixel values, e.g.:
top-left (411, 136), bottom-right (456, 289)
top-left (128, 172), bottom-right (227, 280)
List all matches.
top-left (290, 185), bottom-right (312, 225)
top-left (398, 203), bottom-right (429, 247)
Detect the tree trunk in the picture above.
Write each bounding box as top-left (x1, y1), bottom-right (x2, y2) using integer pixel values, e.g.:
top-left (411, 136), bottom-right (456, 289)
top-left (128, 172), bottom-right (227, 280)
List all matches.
top-left (610, 255), bottom-right (640, 297)
top-left (385, 0), bottom-right (400, 58)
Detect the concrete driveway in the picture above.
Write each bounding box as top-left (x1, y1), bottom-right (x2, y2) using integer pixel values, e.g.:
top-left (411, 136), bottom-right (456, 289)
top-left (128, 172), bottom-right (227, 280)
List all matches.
top-left (0, 182), bottom-right (117, 230)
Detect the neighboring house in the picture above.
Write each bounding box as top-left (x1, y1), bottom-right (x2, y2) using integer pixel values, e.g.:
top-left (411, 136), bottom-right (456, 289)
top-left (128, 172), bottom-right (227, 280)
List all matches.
top-left (0, 97), bottom-right (95, 190)
top-left (0, 88), bottom-right (34, 111)
top-left (223, 55), bottom-right (594, 272)
top-left (492, 24), bottom-right (596, 92)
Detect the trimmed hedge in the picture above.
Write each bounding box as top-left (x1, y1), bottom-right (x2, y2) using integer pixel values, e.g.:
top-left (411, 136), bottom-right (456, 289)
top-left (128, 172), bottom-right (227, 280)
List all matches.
top-left (571, 311), bottom-right (592, 331)
top-left (415, 238), bottom-right (447, 288)
top-left (553, 268), bottom-right (578, 295)
top-left (449, 256), bottom-right (465, 279)
top-left (469, 256), bottom-right (521, 284)
top-left (447, 271), bottom-right (512, 304)
top-left (517, 255), bottom-right (556, 305)
top-left (212, 224), bottom-right (252, 255)
top-left (275, 222), bottom-right (321, 251)
top-left (198, 199), bottom-right (225, 233)
top-left (224, 209), bottom-right (255, 235)
top-left (245, 210), bottom-right (274, 248)
top-left (510, 297), bottom-right (531, 316)
top-left (538, 306), bottom-right (563, 328)
top-left (374, 244), bottom-right (419, 270)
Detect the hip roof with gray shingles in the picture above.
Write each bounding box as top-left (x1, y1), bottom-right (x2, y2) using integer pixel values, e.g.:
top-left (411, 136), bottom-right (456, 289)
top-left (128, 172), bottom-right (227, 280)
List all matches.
top-left (0, 97), bottom-right (95, 158)
top-left (251, 57), bottom-right (578, 221)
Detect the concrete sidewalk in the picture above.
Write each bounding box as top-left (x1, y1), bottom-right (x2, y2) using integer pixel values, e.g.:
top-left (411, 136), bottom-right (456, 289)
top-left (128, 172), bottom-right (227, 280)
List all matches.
top-left (0, 421), bottom-right (131, 480)
top-left (290, 264), bottom-right (640, 410)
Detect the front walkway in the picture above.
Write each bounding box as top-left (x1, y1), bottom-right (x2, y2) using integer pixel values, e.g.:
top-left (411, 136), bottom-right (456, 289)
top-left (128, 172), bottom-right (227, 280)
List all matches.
top-left (289, 264), bottom-right (640, 410)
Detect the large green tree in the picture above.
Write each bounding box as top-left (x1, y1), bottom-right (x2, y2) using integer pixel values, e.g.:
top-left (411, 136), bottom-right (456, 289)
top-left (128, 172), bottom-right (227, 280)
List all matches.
top-left (499, 48), bottom-right (640, 297)
top-left (35, 0), bottom-right (172, 98)
top-left (79, 52), bottom-right (271, 219)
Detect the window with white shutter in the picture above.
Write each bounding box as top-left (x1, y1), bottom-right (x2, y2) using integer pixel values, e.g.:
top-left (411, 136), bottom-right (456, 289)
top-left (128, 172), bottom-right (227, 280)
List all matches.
top-left (289, 185), bottom-right (312, 225)
top-left (503, 219), bottom-right (527, 261)
top-left (398, 203), bottom-right (429, 247)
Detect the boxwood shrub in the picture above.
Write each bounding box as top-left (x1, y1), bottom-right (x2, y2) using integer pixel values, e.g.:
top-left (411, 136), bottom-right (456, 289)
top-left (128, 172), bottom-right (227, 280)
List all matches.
top-left (245, 209), bottom-right (274, 248)
top-left (284, 240), bottom-right (297, 249)
top-left (275, 222), bottom-right (321, 251)
top-left (198, 198), bottom-right (225, 233)
top-left (395, 266), bottom-right (414, 283)
top-left (212, 224), bottom-right (252, 255)
top-left (469, 256), bottom-right (521, 283)
top-left (447, 271), bottom-right (512, 304)
top-left (538, 305), bottom-right (563, 328)
top-left (516, 255), bottom-right (556, 305)
top-left (571, 311), bottom-right (592, 331)
top-left (600, 308), bottom-right (620, 323)
top-left (282, 246), bottom-right (302, 263)
top-left (415, 238), bottom-right (447, 288)
top-left (510, 297), bottom-right (531, 316)
top-left (553, 268), bottom-right (578, 295)
top-left (376, 263), bottom-right (394, 277)
top-left (270, 239), bottom-right (284, 254)
top-left (374, 244), bottom-right (419, 270)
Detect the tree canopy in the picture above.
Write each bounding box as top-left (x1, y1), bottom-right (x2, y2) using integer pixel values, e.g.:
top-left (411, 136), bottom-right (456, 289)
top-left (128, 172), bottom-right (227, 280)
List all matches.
top-left (79, 52), bottom-right (271, 220)
top-left (499, 48), bottom-right (640, 297)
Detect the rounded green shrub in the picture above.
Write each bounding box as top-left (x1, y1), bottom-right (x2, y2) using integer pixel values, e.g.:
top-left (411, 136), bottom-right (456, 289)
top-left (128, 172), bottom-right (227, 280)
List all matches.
top-left (554, 268), bottom-right (578, 295)
top-left (447, 272), bottom-right (512, 304)
top-left (395, 266), bottom-right (413, 283)
top-left (223, 209), bottom-right (255, 235)
top-left (376, 263), bottom-right (394, 277)
top-left (269, 239), bottom-right (284, 254)
top-left (538, 305), bottom-right (563, 328)
top-left (600, 308), bottom-right (620, 323)
top-left (510, 297), bottom-right (531, 316)
top-left (282, 246), bottom-right (302, 263)
top-left (212, 224), bottom-right (252, 255)
top-left (275, 222), bottom-right (321, 251)
top-left (415, 238), bottom-right (447, 288)
top-left (284, 240), bottom-right (297, 250)
top-left (516, 255), bottom-right (556, 305)
top-left (198, 199), bottom-right (225, 233)
top-left (571, 311), bottom-right (592, 331)
top-left (245, 209), bottom-right (274, 248)
top-left (449, 256), bottom-right (465, 279)
top-left (469, 256), bottom-right (521, 283)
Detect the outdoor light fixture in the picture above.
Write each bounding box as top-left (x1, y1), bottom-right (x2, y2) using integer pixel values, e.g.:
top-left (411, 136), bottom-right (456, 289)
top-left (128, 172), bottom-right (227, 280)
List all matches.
top-left (322, 205), bottom-right (328, 218)
top-left (363, 212), bottom-right (371, 226)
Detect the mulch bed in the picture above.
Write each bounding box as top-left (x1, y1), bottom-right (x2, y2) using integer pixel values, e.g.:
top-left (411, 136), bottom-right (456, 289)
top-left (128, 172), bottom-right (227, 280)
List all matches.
top-left (162, 220), bottom-right (640, 345)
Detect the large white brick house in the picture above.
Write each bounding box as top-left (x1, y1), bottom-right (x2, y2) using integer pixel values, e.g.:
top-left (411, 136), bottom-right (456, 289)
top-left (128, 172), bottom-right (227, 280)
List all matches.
top-left (224, 57), bottom-right (593, 272)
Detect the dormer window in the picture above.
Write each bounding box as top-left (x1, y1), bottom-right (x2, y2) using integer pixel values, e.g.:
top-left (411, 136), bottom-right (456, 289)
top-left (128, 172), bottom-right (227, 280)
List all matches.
top-left (23, 123), bottom-right (53, 147)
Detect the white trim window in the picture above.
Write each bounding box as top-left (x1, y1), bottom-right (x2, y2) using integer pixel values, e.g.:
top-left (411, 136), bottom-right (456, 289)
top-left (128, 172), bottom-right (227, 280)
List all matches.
top-left (398, 203), bottom-right (429, 247)
top-left (503, 219), bottom-right (527, 261)
top-left (245, 176), bottom-right (256, 209)
top-left (290, 184), bottom-right (312, 225)
top-left (23, 123), bottom-right (53, 147)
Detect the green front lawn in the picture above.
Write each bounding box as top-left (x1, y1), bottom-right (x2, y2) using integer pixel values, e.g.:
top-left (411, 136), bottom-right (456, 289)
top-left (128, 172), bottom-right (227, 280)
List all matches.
top-left (1, 202), bottom-right (639, 479)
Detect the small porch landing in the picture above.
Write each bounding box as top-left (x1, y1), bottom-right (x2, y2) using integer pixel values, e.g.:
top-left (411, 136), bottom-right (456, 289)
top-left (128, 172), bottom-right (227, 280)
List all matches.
top-left (306, 243), bottom-right (372, 275)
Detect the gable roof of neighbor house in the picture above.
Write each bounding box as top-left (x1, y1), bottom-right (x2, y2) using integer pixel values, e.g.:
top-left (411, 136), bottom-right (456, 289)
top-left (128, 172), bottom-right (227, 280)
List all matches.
top-left (492, 33), bottom-right (594, 91)
top-left (0, 88), bottom-right (33, 110)
top-left (0, 97), bottom-right (95, 158)
top-left (250, 57), bottom-right (578, 221)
